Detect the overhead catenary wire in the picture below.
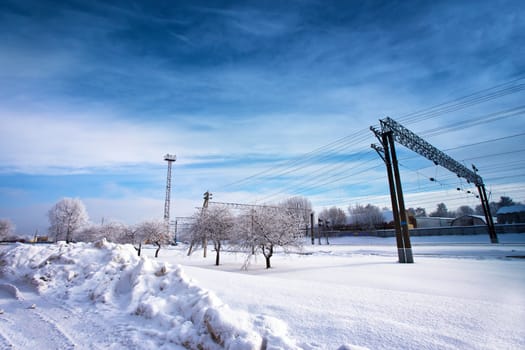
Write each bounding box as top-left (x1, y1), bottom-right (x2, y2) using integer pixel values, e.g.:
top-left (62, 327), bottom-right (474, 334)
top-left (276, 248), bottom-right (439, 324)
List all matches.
top-left (262, 128), bottom-right (524, 205)
top-left (252, 150), bottom-right (374, 200)
top-left (312, 146), bottom-right (525, 210)
top-left (396, 75), bottom-right (525, 124)
top-left (314, 179), bottom-right (525, 211)
top-left (257, 122), bottom-right (525, 206)
top-left (220, 129), bottom-right (370, 189)
top-left (316, 131), bottom-right (523, 204)
top-left (210, 73), bottom-right (525, 210)
top-left (396, 134), bottom-right (525, 166)
top-left (419, 105), bottom-right (525, 138)
top-left (255, 153), bottom-right (381, 204)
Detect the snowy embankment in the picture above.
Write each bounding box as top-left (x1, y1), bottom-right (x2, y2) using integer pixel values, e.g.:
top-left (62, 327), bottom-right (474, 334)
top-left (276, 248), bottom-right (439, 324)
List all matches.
top-left (0, 240), bottom-right (298, 349)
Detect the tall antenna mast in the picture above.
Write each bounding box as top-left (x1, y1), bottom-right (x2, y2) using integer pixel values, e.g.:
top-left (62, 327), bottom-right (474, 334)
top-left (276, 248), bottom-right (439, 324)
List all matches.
top-left (164, 154), bottom-right (177, 231)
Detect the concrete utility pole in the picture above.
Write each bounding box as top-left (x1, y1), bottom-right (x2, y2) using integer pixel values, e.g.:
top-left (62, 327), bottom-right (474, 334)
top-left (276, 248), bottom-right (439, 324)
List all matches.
top-left (317, 218), bottom-right (323, 245)
top-left (164, 154), bottom-right (176, 234)
top-left (202, 191), bottom-right (212, 209)
top-left (202, 191), bottom-right (212, 258)
top-left (310, 212), bottom-right (315, 245)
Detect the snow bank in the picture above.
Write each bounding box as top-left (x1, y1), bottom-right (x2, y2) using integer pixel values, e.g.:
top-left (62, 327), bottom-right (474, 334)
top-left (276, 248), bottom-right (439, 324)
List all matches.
top-left (0, 240), bottom-right (297, 349)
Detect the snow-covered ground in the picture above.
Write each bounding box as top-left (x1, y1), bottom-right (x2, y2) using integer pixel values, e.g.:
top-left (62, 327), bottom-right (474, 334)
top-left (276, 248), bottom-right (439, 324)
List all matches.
top-left (1, 234), bottom-right (524, 349)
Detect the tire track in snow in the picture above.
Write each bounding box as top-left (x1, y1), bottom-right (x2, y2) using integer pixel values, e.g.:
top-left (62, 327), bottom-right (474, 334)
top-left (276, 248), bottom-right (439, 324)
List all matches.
top-left (0, 327), bottom-right (15, 350)
top-left (0, 284), bottom-right (76, 350)
top-left (39, 299), bottom-right (155, 349)
top-left (31, 308), bottom-right (76, 349)
top-left (0, 302), bottom-right (76, 349)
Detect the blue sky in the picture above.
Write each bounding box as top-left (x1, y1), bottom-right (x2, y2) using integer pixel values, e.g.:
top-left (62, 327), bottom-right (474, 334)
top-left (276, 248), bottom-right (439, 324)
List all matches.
top-left (1, 0), bottom-right (524, 234)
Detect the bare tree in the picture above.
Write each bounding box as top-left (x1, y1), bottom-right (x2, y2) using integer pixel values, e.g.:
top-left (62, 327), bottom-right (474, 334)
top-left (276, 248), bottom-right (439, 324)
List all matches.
top-left (137, 220), bottom-right (169, 258)
top-left (348, 203), bottom-right (384, 230)
top-left (482, 196), bottom-right (521, 215)
top-left (319, 206), bottom-right (347, 227)
top-left (48, 198), bottom-right (89, 243)
top-left (414, 207), bottom-right (427, 217)
top-left (0, 219), bottom-right (15, 241)
top-left (474, 204), bottom-right (484, 216)
top-left (455, 205), bottom-right (474, 217)
top-left (429, 203), bottom-right (452, 218)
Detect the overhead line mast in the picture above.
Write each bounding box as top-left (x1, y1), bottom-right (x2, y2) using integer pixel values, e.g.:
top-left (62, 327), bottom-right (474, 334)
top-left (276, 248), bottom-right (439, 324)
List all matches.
top-left (371, 118), bottom-right (498, 261)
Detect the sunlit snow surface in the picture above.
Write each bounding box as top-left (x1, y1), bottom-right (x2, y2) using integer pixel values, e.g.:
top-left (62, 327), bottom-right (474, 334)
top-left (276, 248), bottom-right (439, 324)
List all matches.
top-left (1, 234), bottom-right (524, 349)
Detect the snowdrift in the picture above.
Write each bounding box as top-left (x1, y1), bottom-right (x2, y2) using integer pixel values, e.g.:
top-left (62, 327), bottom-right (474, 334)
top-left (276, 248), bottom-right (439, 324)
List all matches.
top-left (0, 240), bottom-right (298, 349)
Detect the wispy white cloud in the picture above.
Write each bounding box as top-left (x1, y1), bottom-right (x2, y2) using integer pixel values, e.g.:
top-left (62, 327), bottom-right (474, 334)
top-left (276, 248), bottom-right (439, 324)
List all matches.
top-left (0, 103), bottom-right (373, 173)
top-left (0, 112), bottom-right (171, 173)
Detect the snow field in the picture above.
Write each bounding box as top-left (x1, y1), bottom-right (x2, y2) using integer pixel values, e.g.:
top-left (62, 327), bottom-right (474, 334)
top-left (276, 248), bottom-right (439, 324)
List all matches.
top-left (147, 234), bottom-right (525, 350)
top-left (0, 234), bottom-right (524, 349)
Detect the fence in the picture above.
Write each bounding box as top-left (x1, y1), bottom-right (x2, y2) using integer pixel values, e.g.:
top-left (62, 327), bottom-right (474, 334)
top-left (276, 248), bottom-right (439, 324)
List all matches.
top-left (329, 223), bottom-right (525, 238)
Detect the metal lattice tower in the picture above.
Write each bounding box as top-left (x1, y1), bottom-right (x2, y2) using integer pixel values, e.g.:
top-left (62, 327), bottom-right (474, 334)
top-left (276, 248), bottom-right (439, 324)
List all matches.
top-left (163, 154), bottom-right (176, 225)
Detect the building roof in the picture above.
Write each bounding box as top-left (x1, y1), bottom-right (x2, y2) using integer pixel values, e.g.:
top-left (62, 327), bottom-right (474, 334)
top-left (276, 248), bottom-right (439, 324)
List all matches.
top-left (451, 215), bottom-right (491, 225)
top-left (496, 205), bottom-right (525, 215)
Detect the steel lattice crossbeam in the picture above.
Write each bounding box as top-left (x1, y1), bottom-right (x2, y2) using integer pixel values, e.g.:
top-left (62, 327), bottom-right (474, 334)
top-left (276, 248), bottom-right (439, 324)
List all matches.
top-left (379, 117), bottom-right (483, 185)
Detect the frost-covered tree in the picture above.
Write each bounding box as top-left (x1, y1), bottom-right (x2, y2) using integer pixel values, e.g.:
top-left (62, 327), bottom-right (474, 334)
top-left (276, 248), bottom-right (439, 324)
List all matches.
top-left (137, 220), bottom-right (168, 258)
top-left (188, 206), bottom-right (234, 265)
top-left (48, 198), bottom-right (89, 243)
top-left (75, 222), bottom-right (127, 243)
top-left (101, 222), bottom-right (127, 242)
top-left (209, 207), bottom-right (235, 266)
top-left (348, 204), bottom-right (384, 230)
top-left (74, 224), bottom-right (99, 243)
top-left (0, 219), bottom-right (15, 241)
top-left (319, 206), bottom-right (347, 227)
top-left (248, 206), bottom-right (303, 269)
top-left (120, 224), bottom-right (145, 255)
top-left (233, 209), bottom-right (259, 261)
top-left (280, 196), bottom-right (312, 234)
top-left (186, 211), bottom-right (207, 257)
